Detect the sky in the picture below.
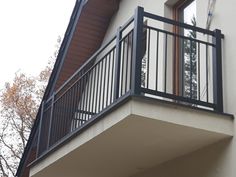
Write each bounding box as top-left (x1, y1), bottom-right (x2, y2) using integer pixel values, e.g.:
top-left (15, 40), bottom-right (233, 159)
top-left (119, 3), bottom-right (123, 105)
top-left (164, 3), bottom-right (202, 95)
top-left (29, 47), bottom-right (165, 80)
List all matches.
top-left (183, 0), bottom-right (196, 36)
top-left (0, 0), bottom-right (76, 89)
top-left (184, 0), bottom-right (196, 24)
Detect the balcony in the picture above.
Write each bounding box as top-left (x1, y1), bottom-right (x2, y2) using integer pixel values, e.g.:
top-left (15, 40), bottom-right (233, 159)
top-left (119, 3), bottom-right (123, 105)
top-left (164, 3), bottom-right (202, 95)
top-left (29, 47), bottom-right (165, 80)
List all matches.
top-left (30, 6), bottom-right (233, 177)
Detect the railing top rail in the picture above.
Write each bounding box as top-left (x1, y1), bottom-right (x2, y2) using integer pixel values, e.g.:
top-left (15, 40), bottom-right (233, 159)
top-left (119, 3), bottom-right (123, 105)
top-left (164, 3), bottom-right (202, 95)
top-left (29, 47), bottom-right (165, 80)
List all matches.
top-left (143, 11), bottom-right (223, 38)
top-left (144, 25), bottom-right (215, 47)
top-left (54, 45), bottom-right (116, 104)
top-left (54, 35), bottom-right (116, 97)
top-left (53, 17), bottom-right (135, 100)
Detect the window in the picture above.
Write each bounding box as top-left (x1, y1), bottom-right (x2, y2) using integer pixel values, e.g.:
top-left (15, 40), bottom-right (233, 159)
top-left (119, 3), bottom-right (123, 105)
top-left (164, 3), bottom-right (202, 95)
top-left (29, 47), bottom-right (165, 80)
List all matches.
top-left (173, 0), bottom-right (197, 99)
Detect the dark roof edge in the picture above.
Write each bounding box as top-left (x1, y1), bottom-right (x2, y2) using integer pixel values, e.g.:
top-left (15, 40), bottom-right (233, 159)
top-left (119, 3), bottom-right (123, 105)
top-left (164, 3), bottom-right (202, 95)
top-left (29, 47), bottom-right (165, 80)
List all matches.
top-left (16, 1), bottom-right (85, 176)
top-left (48, 0), bottom-right (87, 96)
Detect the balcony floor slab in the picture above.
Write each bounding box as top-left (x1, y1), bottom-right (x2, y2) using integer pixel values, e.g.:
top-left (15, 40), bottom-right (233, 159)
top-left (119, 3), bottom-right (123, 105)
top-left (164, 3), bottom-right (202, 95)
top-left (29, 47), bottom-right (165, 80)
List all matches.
top-left (30, 96), bottom-right (233, 177)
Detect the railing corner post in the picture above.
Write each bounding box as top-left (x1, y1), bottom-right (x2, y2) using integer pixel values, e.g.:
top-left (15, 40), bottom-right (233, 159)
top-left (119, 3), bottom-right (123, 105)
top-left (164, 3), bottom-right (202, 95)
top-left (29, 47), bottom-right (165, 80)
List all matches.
top-left (131, 6), bottom-right (144, 96)
top-left (213, 29), bottom-right (223, 112)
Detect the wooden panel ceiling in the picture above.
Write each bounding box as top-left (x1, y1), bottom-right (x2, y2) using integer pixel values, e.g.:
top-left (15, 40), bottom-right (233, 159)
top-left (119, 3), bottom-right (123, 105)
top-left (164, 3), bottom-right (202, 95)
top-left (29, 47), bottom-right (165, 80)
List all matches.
top-left (54, 0), bottom-right (120, 90)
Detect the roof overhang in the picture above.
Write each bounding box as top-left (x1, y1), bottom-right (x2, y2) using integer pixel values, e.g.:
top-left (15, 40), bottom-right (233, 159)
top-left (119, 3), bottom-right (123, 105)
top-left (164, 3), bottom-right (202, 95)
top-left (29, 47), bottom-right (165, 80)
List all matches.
top-left (54, 0), bottom-right (120, 91)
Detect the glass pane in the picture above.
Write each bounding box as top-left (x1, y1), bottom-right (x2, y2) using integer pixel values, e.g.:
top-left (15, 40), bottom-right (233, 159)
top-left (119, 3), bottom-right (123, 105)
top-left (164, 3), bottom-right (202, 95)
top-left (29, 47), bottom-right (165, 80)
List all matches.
top-left (182, 0), bottom-right (197, 99)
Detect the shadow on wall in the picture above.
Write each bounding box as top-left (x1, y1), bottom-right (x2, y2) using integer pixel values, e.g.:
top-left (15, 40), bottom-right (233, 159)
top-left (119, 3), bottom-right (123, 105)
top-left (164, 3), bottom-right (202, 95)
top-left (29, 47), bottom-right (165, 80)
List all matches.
top-left (131, 138), bottom-right (233, 177)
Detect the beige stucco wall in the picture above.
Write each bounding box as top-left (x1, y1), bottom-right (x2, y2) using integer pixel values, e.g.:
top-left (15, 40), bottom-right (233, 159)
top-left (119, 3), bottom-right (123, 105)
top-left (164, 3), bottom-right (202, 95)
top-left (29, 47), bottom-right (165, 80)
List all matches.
top-left (197, 1), bottom-right (236, 177)
top-left (103, 0), bottom-right (166, 43)
top-left (131, 139), bottom-right (233, 177)
top-left (101, 0), bottom-right (236, 177)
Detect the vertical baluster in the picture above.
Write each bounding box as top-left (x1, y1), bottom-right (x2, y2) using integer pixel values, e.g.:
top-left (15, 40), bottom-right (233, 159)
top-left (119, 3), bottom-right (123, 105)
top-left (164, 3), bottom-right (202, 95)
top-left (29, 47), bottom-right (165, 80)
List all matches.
top-left (130, 31), bottom-right (134, 91)
top-left (121, 40), bottom-right (125, 96)
top-left (102, 56), bottom-right (107, 109)
top-left (98, 60), bottom-right (102, 112)
top-left (156, 31), bottom-right (159, 91)
top-left (198, 42), bottom-right (201, 101)
top-left (182, 38), bottom-right (185, 96)
top-left (190, 40), bottom-right (193, 99)
top-left (164, 33), bottom-right (168, 93)
top-left (114, 27), bottom-right (122, 99)
top-left (125, 34), bottom-right (130, 92)
top-left (173, 34), bottom-right (177, 95)
top-left (206, 44), bottom-right (209, 102)
top-left (110, 50), bottom-right (115, 104)
top-left (100, 59), bottom-right (104, 110)
top-left (107, 53), bottom-right (111, 106)
top-left (87, 70), bottom-right (92, 120)
top-left (147, 28), bottom-right (150, 89)
top-left (92, 66), bottom-right (96, 115)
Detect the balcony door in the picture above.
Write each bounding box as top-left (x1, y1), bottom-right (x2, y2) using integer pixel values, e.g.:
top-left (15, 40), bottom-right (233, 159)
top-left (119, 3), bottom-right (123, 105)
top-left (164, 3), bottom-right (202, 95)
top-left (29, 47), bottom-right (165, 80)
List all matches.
top-left (173, 0), bottom-right (197, 99)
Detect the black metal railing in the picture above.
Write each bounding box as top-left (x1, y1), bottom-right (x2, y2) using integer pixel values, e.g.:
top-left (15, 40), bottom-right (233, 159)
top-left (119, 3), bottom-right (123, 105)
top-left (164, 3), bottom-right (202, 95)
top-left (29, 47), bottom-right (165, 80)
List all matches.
top-left (138, 9), bottom-right (223, 111)
top-left (37, 6), bottom-right (223, 157)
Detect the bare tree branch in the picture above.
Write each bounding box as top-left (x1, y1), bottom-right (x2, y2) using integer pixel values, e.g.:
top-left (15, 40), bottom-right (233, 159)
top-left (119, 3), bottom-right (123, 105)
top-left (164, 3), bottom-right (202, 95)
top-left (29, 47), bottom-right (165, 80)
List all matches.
top-left (0, 155), bottom-right (15, 177)
top-left (0, 157), bottom-right (8, 177)
top-left (0, 36), bottom-right (61, 177)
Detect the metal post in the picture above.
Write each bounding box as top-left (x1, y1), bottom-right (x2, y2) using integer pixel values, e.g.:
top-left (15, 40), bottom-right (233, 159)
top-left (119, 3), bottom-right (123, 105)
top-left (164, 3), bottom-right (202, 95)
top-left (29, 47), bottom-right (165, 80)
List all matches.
top-left (114, 27), bottom-right (122, 99)
top-left (212, 29), bottom-right (223, 112)
top-left (131, 6), bottom-right (144, 95)
top-left (47, 93), bottom-right (55, 149)
top-left (36, 101), bottom-right (45, 157)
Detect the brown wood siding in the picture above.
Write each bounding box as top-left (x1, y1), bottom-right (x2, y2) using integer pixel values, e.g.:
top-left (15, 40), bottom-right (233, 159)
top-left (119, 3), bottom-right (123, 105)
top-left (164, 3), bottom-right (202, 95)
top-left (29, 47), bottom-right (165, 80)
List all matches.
top-left (54, 0), bottom-right (120, 91)
top-left (21, 147), bottom-right (37, 177)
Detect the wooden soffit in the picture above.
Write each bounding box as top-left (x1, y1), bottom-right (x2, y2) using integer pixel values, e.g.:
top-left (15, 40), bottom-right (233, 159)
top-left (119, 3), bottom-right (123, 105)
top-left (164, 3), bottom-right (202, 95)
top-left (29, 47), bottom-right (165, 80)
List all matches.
top-left (54, 0), bottom-right (120, 90)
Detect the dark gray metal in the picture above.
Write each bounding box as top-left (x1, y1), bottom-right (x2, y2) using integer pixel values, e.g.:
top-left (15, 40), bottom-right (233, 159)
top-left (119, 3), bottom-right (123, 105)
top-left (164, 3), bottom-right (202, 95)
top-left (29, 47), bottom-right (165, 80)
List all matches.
top-left (144, 25), bottom-right (215, 47)
top-left (121, 36), bottom-right (125, 96)
top-left (141, 88), bottom-right (215, 108)
top-left (131, 6), bottom-right (144, 95)
top-left (47, 93), bottom-right (55, 148)
top-left (190, 40), bottom-right (193, 99)
top-left (143, 11), bottom-right (224, 38)
top-left (107, 53), bottom-right (111, 106)
top-left (110, 50), bottom-right (115, 103)
top-left (198, 42), bottom-right (201, 100)
top-left (213, 29), bottom-right (223, 112)
top-left (147, 28), bottom-right (150, 89)
top-left (164, 33), bottom-right (168, 93)
top-left (206, 44), bottom-right (209, 102)
top-left (155, 31), bottom-right (159, 91)
top-left (114, 27), bottom-right (122, 99)
top-left (36, 101), bottom-right (45, 157)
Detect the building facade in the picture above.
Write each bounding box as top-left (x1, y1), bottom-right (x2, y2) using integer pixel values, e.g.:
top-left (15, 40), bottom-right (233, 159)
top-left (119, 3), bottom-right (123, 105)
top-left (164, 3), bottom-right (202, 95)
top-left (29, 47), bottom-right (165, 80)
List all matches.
top-left (17, 0), bottom-right (235, 177)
